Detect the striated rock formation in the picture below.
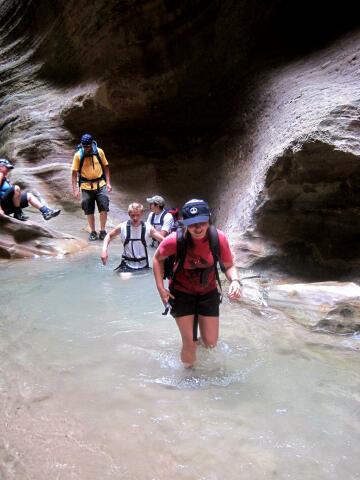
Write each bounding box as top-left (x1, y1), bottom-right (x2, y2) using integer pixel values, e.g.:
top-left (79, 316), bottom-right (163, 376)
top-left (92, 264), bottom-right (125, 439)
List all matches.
top-left (0, 0), bottom-right (359, 276)
top-left (267, 282), bottom-right (360, 334)
top-left (216, 33), bottom-right (360, 279)
top-left (0, 215), bottom-right (87, 258)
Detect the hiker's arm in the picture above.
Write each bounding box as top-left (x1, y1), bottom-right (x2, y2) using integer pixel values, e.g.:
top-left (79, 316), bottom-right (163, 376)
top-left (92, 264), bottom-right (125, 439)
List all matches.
top-left (224, 262), bottom-right (242, 299)
top-left (72, 170), bottom-right (80, 200)
top-left (0, 201), bottom-right (4, 216)
top-left (153, 250), bottom-right (174, 306)
top-left (104, 166), bottom-right (112, 192)
top-left (161, 213), bottom-right (173, 237)
top-left (101, 225), bottom-right (121, 265)
top-left (150, 226), bottom-right (164, 243)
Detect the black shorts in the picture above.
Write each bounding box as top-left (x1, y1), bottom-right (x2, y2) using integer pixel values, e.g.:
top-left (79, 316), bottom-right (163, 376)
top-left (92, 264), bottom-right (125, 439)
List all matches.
top-left (115, 264), bottom-right (150, 274)
top-left (114, 259), bottom-right (150, 274)
top-left (1, 186), bottom-right (29, 215)
top-left (170, 288), bottom-right (221, 318)
top-left (81, 185), bottom-right (109, 215)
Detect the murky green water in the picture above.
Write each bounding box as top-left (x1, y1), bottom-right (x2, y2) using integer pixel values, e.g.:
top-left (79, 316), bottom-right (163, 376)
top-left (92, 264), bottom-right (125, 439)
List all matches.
top-left (1, 247), bottom-right (360, 479)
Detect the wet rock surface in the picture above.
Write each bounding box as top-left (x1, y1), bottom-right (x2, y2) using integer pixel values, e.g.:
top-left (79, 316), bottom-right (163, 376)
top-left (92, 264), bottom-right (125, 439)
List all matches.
top-left (234, 273), bottom-right (360, 334)
top-left (0, 215), bottom-right (87, 258)
top-left (267, 281), bottom-right (360, 334)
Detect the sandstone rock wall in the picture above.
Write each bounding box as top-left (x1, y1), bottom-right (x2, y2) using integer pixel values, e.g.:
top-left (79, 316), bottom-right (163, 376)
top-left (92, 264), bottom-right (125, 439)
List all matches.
top-left (218, 32), bottom-right (360, 277)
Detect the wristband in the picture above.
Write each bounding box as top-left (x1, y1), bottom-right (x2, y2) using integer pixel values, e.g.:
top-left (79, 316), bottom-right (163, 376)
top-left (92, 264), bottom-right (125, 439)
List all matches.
top-left (231, 279), bottom-right (242, 286)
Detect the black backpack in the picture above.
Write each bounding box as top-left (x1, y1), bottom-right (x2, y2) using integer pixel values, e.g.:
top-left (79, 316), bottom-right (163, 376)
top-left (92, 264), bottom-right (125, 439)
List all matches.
top-left (164, 224), bottom-right (226, 288)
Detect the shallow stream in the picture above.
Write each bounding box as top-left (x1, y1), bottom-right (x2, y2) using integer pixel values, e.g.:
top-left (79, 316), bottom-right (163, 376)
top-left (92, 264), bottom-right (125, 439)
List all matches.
top-left (1, 246), bottom-right (360, 479)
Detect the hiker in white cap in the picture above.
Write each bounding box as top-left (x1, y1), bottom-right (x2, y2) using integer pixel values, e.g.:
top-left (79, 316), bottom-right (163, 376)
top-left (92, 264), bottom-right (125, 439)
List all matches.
top-left (146, 195), bottom-right (174, 246)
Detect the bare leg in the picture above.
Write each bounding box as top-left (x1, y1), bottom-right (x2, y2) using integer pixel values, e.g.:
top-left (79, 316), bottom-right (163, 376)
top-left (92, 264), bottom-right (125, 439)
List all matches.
top-left (27, 192), bottom-right (43, 210)
top-left (87, 213), bottom-right (96, 232)
top-left (25, 193), bottom-right (60, 220)
top-left (175, 315), bottom-right (198, 367)
top-left (198, 315), bottom-right (219, 348)
top-left (12, 185), bottom-right (21, 207)
top-left (99, 210), bottom-right (107, 231)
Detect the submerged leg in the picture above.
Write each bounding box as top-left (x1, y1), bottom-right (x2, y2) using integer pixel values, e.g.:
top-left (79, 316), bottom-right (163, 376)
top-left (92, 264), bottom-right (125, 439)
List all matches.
top-left (198, 315), bottom-right (219, 348)
top-left (175, 315), bottom-right (198, 367)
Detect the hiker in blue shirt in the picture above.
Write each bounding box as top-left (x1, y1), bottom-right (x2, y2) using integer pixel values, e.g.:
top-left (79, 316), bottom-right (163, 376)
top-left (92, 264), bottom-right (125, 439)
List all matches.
top-left (0, 158), bottom-right (61, 221)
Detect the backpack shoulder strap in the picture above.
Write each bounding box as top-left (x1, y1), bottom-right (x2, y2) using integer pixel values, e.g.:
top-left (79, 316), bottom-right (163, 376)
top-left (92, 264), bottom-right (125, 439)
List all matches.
top-left (77, 144), bottom-right (85, 172)
top-left (163, 227), bottom-right (188, 281)
top-left (208, 225), bottom-right (226, 272)
top-left (140, 220), bottom-right (146, 246)
top-left (124, 220), bottom-right (131, 246)
top-left (207, 225), bottom-right (226, 295)
top-left (159, 209), bottom-right (168, 225)
top-left (92, 142), bottom-right (105, 180)
top-left (150, 212), bottom-right (155, 225)
top-left (92, 141), bottom-right (103, 167)
top-left (141, 221), bottom-right (149, 267)
top-left (174, 227), bottom-right (187, 274)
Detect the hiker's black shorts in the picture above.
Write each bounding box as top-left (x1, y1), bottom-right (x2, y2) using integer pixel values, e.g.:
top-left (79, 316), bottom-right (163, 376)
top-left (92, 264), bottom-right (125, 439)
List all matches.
top-left (115, 260), bottom-right (150, 274)
top-left (170, 288), bottom-right (221, 318)
top-left (1, 186), bottom-right (29, 215)
top-left (81, 185), bottom-right (109, 215)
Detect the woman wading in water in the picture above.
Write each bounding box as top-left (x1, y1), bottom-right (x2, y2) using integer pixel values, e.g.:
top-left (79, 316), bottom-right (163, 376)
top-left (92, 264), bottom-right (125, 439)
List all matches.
top-left (153, 199), bottom-right (241, 367)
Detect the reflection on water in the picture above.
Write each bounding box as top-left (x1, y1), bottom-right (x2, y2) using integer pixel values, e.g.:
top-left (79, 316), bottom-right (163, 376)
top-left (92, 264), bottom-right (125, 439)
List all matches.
top-left (1, 249), bottom-right (360, 479)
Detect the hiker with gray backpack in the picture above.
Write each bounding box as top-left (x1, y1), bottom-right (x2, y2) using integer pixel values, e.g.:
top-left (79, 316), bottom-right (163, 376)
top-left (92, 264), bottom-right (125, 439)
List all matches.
top-left (153, 199), bottom-right (242, 368)
top-left (71, 134), bottom-right (112, 241)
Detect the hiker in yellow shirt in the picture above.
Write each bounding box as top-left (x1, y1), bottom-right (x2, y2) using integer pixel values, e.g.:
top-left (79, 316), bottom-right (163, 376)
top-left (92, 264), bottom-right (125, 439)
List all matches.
top-left (72, 134), bottom-right (112, 241)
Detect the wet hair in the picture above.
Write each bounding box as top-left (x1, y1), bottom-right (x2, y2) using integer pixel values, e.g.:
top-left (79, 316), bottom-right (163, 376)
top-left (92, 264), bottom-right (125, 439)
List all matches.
top-left (128, 202), bottom-right (144, 213)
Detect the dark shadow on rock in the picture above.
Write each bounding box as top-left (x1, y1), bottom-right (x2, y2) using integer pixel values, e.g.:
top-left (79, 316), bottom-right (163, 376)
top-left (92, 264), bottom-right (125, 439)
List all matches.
top-left (255, 140), bottom-right (360, 280)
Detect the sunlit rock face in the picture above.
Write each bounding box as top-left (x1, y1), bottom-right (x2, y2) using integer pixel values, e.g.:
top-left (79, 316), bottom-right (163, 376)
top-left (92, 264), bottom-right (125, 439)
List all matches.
top-left (220, 34), bottom-right (360, 278)
top-left (0, 0), bottom-right (359, 276)
top-left (267, 282), bottom-right (360, 334)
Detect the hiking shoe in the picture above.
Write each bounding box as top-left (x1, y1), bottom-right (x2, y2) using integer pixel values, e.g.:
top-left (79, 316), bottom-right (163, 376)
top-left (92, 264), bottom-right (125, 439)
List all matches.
top-left (14, 210), bottom-right (29, 221)
top-left (99, 230), bottom-right (107, 240)
top-left (89, 231), bottom-right (98, 241)
top-left (42, 207), bottom-right (61, 221)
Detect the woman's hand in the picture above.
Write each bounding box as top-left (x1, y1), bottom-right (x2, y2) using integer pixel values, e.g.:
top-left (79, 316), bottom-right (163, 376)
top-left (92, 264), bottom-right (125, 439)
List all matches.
top-left (228, 280), bottom-right (242, 300)
top-left (158, 287), bottom-right (174, 307)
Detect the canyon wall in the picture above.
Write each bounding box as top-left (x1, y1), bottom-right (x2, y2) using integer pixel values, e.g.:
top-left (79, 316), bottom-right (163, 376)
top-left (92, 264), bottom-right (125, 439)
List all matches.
top-left (1, 0), bottom-right (359, 277)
